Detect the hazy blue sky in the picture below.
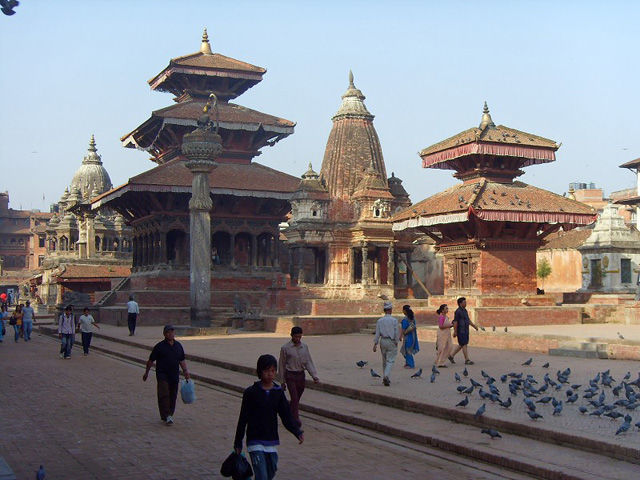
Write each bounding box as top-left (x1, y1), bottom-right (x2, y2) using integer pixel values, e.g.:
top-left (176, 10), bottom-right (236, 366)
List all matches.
top-left (1, 0), bottom-right (639, 211)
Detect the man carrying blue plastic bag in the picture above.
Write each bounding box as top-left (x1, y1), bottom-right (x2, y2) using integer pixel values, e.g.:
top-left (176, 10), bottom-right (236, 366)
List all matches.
top-left (143, 324), bottom-right (190, 426)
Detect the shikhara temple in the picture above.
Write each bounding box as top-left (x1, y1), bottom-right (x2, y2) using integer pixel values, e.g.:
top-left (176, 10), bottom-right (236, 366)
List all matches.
top-left (393, 103), bottom-right (597, 295)
top-left (286, 72), bottom-right (413, 299)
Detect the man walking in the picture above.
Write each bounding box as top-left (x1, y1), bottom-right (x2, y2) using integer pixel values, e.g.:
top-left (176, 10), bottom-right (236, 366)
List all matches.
top-left (126, 295), bottom-right (139, 336)
top-left (58, 305), bottom-right (76, 359)
top-left (21, 300), bottom-right (36, 342)
top-left (373, 301), bottom-right (399, 386)
top-left (450, 297), bottom-right (479, 365)
top-left (278, 326), bottom-right (319, 428)
top-left (142, 325), bottom-right (190, 425)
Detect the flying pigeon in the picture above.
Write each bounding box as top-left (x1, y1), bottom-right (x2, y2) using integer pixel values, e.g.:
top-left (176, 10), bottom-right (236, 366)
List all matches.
top-left (356, 360), bottom-right (368, 368)
top-left (542, 362), bottom-right (550, 368)
top-left (411, 368), bottom-right (423, 379)
top-left (527, 411), bottom-right (543, 420)
top-left (481, 428), bottom-right (502, 439)
top-left (522, 358), bottom-right (533, 366)
top-left (456, 396), bottom-right (469, 408)
top-left (370, 369), bottom-right (381, 378)
top-left (474, 403), bottom-right (486, 420)
top-left (1, 0), bottom-right (19, 16)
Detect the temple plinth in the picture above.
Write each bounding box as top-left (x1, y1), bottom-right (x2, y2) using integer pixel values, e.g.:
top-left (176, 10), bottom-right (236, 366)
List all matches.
top-left (393, 103), bottom-right (597, 295)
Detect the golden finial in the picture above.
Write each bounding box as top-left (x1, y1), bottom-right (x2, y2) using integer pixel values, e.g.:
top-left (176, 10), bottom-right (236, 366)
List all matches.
top-left (479, 101), bottom-right (496, 130)
top-left (200, 28), bottom-right (213, 55)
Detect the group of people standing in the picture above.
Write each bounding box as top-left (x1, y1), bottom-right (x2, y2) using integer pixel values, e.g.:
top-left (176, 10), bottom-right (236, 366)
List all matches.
top-left (373, 297), bottom-right (479, 386)
top-left (0, 300), bottom-right (36, 343)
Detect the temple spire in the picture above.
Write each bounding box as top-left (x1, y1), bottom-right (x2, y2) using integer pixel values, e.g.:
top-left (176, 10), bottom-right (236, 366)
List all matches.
top-left (479, 101), bottom-right (496, 130)
top-left (349, 70), bottom-right (355, 88)
top-left (88, 134), bottom-right (97, 152)
top-left (200, 28), bottom-right (213, 55)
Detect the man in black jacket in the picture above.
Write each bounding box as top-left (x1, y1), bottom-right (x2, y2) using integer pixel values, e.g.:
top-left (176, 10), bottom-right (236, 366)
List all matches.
top-left (234, 354), bottom-right (303, 480)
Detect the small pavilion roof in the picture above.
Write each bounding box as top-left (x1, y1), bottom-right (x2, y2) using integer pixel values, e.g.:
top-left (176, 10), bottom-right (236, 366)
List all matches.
top-left (619, 157), bottom-right (640, 169)
top-left (392, 179), bottom-right (596, 232)
top-left (420, 103), bottom-right (559, 170)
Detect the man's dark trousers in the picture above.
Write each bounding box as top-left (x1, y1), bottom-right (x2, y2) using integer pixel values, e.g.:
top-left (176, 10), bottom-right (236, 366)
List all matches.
top-left (285, 370), bottom-right (305, 427)
top-left (157, 380), bottom-right (179, 421)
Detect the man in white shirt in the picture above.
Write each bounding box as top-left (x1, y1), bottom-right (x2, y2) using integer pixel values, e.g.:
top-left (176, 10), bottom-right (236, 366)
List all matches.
top-left (373, 301), bottom-right (399, 386)
top-left (58, 305), bottom-right (76, 359)
top-left (127, 295), bottom-right (140, 336)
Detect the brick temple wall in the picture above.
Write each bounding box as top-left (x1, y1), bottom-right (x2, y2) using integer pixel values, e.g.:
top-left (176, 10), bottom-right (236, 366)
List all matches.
top-left (476, 248), bottom-right (537, 294)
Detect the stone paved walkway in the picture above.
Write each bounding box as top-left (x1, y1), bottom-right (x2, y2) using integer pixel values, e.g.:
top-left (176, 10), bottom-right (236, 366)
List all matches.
top-left (0, 334), bottom-right (536, 480)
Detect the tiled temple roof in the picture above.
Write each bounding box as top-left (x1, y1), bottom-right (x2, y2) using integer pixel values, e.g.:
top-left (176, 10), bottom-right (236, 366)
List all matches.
top-left (92, 160), bottom-right (300, 208)
top-left (392, 179), bottom-right (597, 230)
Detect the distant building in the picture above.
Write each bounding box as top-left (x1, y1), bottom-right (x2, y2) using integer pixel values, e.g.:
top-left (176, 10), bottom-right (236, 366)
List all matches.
top-left (0, 192), bottom-right (53, 272)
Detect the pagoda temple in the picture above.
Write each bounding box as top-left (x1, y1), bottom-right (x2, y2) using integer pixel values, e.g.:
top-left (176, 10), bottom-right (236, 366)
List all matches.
top-left (286, 72), bottom-right (413, 298)
top-left (92, 31), bottom-right (300, 324)
top-left (393, 103), bottom-right (597, 295)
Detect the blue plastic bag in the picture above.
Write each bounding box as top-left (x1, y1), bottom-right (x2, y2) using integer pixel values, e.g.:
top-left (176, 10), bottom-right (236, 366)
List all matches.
top-left (180, 379), bottom-right (196, 404)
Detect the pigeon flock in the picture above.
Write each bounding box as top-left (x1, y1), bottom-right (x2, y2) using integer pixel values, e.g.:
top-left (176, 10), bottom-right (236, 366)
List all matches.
top-left (358, 358), bottom-right (640, 441)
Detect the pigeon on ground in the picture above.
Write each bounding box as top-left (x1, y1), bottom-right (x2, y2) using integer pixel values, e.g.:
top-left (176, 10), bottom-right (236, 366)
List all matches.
top-left (457, 385), bottom-right (468, 393)
top-left (527, 411), bottom-right (543, 420)
top-left (492, 326), bottom-right (496, 332)
top-left (456, 396), bottom-right (469, 408)
top-left (567, 394), bottom-right (578, 404)
top-left (432, 365), bottom-right (440, 375)
top-left (616, 419), bottom-right (631, 435)
top-left (356, 360), bottom-right (368, 368)
top-left (551, 397), bottom-right (560, 407)
top-left (463, 385), bottom-right (474, 394)
top-left (589, 407), bottom-right (605, 417)
top-left (470, 378), bottom-right (482, 388)
top-left (635, 421), bottom-right (640, 430)
top-left (474, 403), bottom-right (486, 420)
top-left (623, 372), bottom-right (631, 381)
top-left (504, 327), bottom-right (508, 332)
top-left (617, 332), bottom-right (625, 340)
top-left (499, 397), bottom-right (512, 409)
top-left (36, 465), bottom-right (45, 480)
top-left (370, 369), bottom-right (381, 378)
top-left (542, 362), bottom-right (550, 368)
top-left (411, 368), bottom-right (423, 379)
top-left (463, 367), bottom-right (469, 377)
top-left (536, 397), bottom-right (553, 404)
top-left (571, 384), bottom-right (582, 390)
top-left (430, 372), bottom-right (437, 383)
top-left (455, 372), bottom-right (461, 383)
top-left (481, 370), bottom-right (490, 379)
top-left (578, 406), bottom-right (589, 414)
top-left (604, 411), bottom-right (624, 420)
top-left (553, 401), bottom-right (563, 416)
top-left (500, 374), bottom-right (508, 383)
top-left (480, 326), bottom-right (486, 331)
top-left (522, 358), bottom-right (533, 366)
top-left (481, 428), bottom-right (502, 439)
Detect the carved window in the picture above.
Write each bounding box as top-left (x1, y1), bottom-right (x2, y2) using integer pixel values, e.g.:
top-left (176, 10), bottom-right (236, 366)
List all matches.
top-left (621, 258), bottom-right (631, 284)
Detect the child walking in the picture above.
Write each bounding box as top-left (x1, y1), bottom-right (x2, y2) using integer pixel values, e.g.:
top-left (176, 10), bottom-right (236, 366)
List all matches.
top-left (234, 354), bottom-right (304, 480)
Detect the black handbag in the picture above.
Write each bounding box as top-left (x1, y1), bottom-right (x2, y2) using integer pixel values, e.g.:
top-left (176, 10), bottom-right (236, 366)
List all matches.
top-left (220, 451), bottom-right (253, 480)
top-left (9, 315), bottom-right (16, 326)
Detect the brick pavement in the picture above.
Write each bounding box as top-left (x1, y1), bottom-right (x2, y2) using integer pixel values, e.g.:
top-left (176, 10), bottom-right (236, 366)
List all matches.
top-left (1, 334), bottom-right (537, 480)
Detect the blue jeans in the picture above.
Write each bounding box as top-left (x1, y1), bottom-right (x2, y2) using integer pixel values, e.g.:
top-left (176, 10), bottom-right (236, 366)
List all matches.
top-left (249, 451), bottom-right (278, 480)
top-left (14, 325), bottom-right (21, 342)
top-left (23, 321), bottom-right (33, 341)
top-left (61, 333), bottom-right (74, 358)
top-left (81, 332), bottom-right (92, 354)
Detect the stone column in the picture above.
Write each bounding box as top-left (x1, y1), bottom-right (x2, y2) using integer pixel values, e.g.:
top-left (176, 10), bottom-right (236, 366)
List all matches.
top-left (387, 243), bottom-right (395, 286)
top-left (251, 234), bottom-right (258, 268)
top-left (181, 95), bottom-right (222, 328)
top-left (361, 243), bottom-right (368, 285)
top-left (229, 234), bottom-right (236, 267)
top-left (86, 214), bottom-right (96, 258)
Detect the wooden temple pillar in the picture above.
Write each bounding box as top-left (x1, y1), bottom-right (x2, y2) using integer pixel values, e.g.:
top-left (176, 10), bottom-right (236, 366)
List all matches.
top-left (387, 243), bottom-right (395, 286)
top-left (361, 243), bottom-right (369, 285)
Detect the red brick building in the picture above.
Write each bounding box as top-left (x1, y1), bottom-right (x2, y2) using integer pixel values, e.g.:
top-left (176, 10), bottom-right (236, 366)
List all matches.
top-left (393, 103), bottom-right (597, 295)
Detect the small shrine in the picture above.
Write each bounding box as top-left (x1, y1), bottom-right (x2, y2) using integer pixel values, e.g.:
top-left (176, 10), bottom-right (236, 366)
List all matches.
top-left (286, 72), bottom-right (413, 298)
top-left (393, 103), bottom-right (597, 295)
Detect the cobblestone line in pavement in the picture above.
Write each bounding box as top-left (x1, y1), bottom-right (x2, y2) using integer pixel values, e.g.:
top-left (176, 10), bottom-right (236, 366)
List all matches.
top-left (0, 334), bottom-right (538, 480)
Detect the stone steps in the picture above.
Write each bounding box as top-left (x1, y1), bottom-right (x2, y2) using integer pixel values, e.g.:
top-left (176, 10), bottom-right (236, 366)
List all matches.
top-left (549, 341), bottom-right (609, 359)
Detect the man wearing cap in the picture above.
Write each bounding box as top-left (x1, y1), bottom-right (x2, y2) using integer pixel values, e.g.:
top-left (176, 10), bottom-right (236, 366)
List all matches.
top-left (373, 301), bottom-right (400, 386)
top-left (142, 325), bottom-right (190, 425)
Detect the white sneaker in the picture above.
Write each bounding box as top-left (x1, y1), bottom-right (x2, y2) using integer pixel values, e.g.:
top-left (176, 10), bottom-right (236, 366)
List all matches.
top-left (60, 352), bottom-right (64, 359)
top-left (165, 415), bottom-right (174, 425)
